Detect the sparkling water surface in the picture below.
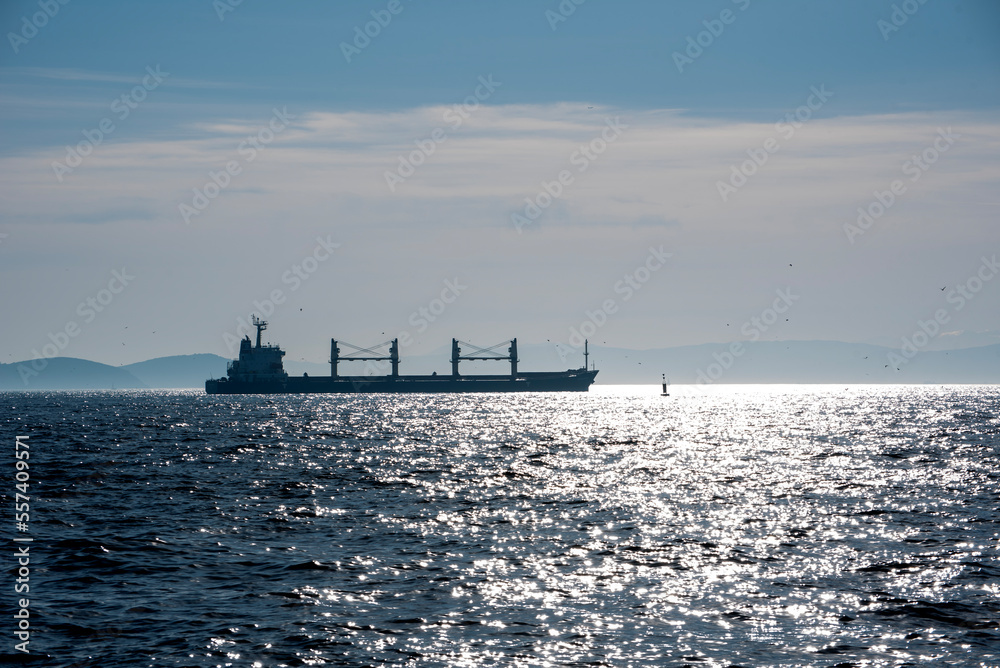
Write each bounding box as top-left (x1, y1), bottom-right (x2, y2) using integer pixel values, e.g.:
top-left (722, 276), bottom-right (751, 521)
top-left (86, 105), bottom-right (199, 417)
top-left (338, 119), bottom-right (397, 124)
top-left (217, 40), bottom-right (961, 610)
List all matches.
top-left (3, 385), bottom-right (999, 667)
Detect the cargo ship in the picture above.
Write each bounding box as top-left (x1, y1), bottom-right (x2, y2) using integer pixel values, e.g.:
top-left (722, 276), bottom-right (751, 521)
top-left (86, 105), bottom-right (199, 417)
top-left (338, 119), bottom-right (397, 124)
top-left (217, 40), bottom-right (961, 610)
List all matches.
top-left (204, 318), bottom-right (598, 394)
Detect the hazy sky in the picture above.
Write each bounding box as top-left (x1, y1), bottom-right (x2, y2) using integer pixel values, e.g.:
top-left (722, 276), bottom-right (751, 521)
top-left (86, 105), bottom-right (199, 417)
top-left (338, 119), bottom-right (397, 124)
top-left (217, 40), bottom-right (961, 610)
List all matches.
top-left (2, 0), bottom-right (999, 367)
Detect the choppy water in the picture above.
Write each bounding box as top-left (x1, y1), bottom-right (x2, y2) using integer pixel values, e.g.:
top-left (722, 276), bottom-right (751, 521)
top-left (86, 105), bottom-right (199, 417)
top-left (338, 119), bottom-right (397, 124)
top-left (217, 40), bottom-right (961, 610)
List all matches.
top-left (2, 385), bottom-right (999, 667)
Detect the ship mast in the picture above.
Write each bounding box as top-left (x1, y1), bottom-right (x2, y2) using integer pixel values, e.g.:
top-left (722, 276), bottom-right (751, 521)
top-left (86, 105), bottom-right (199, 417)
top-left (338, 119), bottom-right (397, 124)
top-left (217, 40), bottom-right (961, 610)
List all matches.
top-left (252, 316), bottom-right (267, 349)
top-left (584, 339), bottom-right (589, 371)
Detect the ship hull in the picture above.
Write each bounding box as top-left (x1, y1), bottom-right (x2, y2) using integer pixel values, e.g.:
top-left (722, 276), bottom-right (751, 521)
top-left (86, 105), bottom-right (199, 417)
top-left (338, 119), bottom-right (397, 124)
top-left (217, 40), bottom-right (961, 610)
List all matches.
top-left (205, 370), bottom-right (598, 394)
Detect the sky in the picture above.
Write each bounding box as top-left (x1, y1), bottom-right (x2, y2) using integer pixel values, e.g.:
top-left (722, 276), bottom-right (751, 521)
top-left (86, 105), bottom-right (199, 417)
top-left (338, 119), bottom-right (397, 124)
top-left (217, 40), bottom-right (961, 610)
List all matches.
top-left (1, 0), bottom-right (999, 368)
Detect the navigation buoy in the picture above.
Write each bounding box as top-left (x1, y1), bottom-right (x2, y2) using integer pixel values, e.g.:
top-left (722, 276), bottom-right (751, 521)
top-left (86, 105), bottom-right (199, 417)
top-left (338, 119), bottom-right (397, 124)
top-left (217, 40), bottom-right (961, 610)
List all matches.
top-left (661, 373), bottom-right (669, 397)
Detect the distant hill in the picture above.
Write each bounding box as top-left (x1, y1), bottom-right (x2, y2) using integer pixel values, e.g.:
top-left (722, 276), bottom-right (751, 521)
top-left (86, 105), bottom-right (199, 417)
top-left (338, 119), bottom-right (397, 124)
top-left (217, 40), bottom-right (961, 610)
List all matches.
top-left (0, 358), bottom-right (146, 390)
top-left (1, 343), bottom-right (998, 390)
top-left (0, 354), bottom-right (229, 390)
top-left (562, 341), bottom-right (1000, 385)
top-left (122, 354), bottom-right (229, 388)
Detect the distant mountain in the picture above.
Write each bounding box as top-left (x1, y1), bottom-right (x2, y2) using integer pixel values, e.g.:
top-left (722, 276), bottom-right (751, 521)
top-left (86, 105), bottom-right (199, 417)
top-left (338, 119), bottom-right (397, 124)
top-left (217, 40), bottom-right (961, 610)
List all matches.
top-left (1, 343), bottom-right (998, 390)
top-left (558, 341), bottom-right (1000, 385)
top-left (122, 354), bottom-right (229, 388)
top-left (0, 358), bottom-right (146, 390)
top-left (0, 354), bottom-right (229, 390)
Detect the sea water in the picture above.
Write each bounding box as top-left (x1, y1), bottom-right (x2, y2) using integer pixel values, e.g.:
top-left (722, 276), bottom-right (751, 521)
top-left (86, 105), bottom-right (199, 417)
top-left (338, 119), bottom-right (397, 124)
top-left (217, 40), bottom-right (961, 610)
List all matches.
top-left (2, 385), bottom-right (998, 666)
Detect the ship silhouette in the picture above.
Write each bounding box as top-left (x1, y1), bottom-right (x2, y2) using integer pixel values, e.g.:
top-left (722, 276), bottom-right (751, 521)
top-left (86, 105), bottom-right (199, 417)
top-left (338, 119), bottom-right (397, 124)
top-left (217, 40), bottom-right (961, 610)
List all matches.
top-left (205, 318), bottom-right (598, 394)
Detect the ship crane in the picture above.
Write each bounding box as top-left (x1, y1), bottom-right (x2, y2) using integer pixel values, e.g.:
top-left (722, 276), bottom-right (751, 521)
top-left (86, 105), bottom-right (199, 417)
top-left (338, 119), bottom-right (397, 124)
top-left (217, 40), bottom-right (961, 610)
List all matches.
top-left (451, 339), bottom-right (518, 377)
top-left (330, 338), bottom-right (399, 378)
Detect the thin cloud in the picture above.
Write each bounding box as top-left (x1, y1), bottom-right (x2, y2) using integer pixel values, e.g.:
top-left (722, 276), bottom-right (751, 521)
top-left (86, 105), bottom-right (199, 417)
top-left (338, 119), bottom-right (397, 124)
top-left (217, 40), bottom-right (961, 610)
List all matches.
top-left (0, 105), bottom-right (996, 238)
top-left (0, 67), bottom-right (254, 90)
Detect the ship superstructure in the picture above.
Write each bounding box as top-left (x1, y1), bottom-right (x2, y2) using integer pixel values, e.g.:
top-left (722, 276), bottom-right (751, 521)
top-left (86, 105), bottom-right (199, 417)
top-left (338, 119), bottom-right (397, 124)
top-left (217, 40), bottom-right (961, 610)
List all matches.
top-left (226, 317), bottom-right (288, 383)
